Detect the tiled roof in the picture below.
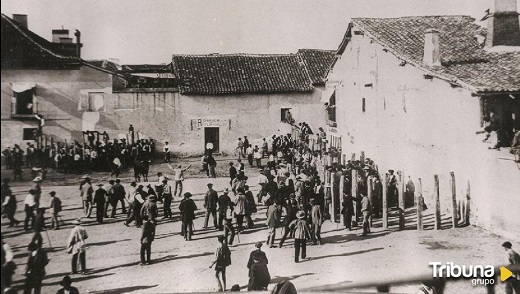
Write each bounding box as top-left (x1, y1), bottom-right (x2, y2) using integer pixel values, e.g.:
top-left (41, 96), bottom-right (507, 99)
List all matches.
top-left (87, 60), bottom-right (121, 72)
top-left (1, 13), bottom-right (80, 69)
top-left (346, 16), bottom-right (520, 93)
top-left (297, 49), bottom-right (336, 85)
top-left (172, 54), bottom-right (314, 95)
top-left (121, 64), bottom-right (171, 73)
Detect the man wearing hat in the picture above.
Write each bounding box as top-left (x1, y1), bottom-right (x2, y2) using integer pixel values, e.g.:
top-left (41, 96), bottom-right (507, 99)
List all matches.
top-left (24, 189), bottom-right (37, 231)
top-left (57, 275), bottom-right (79, 294)
top-left (104, 180), bottom-right (115, 218)
top-left (161, 178), bottom-right (173, 219)
top-left (361, 193), bottom-right (372, 236)
top-left (204, 183), bottom-right (219, 229)
top-left (32, 176), bottom-right (43, 209)
top-left (179, 192), bottom-right (197, 241)
top-left (140, 215), bottom-right (155, 265)
top-left (278, 197), bottom-right (298, 248)
top-left (210, 235), bottom-right (232, 292)
top-left (31, 206), bottom-right (47, 246)
top-left (49, 191), bottom-right (62, 230)
top-left (218, 188), bottom-right (232, 231)
top-left (310, 198), bottom-right (323, 245)
top-left (1, 179), bottom-right (20, 227)
top-left (141, 194), bottom-right (159, 223)
top-left (248, 250), bottom-right (271, 291)
top-left (502, 241), bottom-right (520, 293)
top-left (266, 199), bottom-right (281, 248)
top-left (289, 211), bottom-right (313, 263)
top-left (93, 183), bottom-right (106, 224)
top-left (112, 179), bottom-right (127, 217)
top-left (247, 242), bottom-right (268, 276)
top-left (67, 219), bottom-right (88, 274)
top-left (80, 176), bottom-right (93, 218)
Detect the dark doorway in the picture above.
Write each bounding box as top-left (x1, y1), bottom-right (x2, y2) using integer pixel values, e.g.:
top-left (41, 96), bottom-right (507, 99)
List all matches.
top-left (204, 127), bottom-right (219, 153)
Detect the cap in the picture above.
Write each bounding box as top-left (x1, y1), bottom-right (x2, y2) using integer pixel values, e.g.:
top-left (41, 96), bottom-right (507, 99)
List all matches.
top-left (255, 241), bottom-right (263, 248)
top-left (97, 183), bottom-right (104, 186)
top-left (49, 191), bottom-right (56, 196)
top-left (33, 177), bottom-right (42, 182)
top-left (72, 218), bottom-right (82, 225)
top-left (207, 183), bottom-right (213, 187)
top-left (223, 188), bottom-right (229, 193)
top-left (184, 192), bottom-right (192, 198)
top-left (81, 174), bottom-right (90, 179)
top-left (217, 235), bottom-right (226, 242)
top-left (60, 275), bottom-right (73, 287)
top-left (296, 211), bottom-right (305, 219)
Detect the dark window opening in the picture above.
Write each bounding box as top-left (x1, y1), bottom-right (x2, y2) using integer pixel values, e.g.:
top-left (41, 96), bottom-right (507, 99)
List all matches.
top-left (23, 128), bottom-right (38, 140)
top-left (14, 89), bottom-right (35, 115)
top-left (328, 91), bottom-right (337, 123)
top-left (281, 108), bottom-right (294, 124)
top-left (362, 98), bottom-right (366, 113)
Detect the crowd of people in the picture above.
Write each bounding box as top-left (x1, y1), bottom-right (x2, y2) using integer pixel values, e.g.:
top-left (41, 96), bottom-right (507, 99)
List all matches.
top-left (1, 126), bottom-right (160, 180)
top-left (2, 120), bottom-right (519, 294)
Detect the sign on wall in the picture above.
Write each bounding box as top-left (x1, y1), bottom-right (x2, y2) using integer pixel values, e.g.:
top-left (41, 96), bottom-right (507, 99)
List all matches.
top-left (190, 118), bottom-right (231, 131)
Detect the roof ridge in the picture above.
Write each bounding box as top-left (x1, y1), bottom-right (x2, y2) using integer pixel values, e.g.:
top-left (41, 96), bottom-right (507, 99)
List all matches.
top-left (352, 15), bottom-right (474, 21)
top-left (1, 13), bottom-right (78, 61)
top-left (172, 53), bottom-right (298, 58)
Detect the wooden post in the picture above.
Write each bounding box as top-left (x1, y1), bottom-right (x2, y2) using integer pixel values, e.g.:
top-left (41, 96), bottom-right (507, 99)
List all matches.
top-left (449, 172), bottom-right (458, 228)
top-left (382, 172), bottom-right (388, 229)
top-left (82, 133), bottom-right (86, 160)
top-left (360, 151), bottom-right (365, 166)
top-left (351, 169), bottom-right (358, 226)
top-left (342, 154), bottom-right (346, 165)
top-left (338, 175), bottom-right (344, 223)
top-left (351, 153), bottom-right (356, 162)
top-left (367, 176), bottom-right (374, 227)
top-left (465, 181), bottom-right (471, 226)
top-left (330, 172), bottom-right (336, 223)
top-left (416, 178), bottom-right (423, 231)
top-left (434, 175), bottom-right (442, 230)
top-left (397, 170), bottom-right (405, 230)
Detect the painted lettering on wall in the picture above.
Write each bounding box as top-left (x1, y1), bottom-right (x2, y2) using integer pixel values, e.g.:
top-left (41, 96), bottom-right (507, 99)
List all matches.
top-left (190, 118), bottom-right (229, 131)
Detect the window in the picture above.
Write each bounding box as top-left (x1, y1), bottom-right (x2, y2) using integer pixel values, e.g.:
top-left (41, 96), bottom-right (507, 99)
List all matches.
top-left (12, 88), bottom-right (36, 116)
top-left (327, 91), bottom-right (337, 123)
top-left (362, 98), bottom-right (366, 113)
top-left (87, 92), bottom-right (105, 112)
top-left (281, 108), bottom-right (294, 124)
top-left (23, 128), bottom-right (38, 140)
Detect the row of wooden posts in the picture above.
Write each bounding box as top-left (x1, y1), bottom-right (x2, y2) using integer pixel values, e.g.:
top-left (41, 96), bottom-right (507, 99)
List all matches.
top-left (316, 152), bottom-right (471, 231)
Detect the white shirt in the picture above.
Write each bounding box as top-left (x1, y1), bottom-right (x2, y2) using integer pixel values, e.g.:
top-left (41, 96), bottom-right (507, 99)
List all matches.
top-left (164, 144), bottom-right (170, 152)
top-left (113, 157), bottom-right (121, 167)
top-left (24, 194), bottom-right (36, 207)
top-left (258, 174), bottom-right (268, 185)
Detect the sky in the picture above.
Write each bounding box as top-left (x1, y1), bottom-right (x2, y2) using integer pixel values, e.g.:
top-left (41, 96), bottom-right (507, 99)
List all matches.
top-left (1, 0), bottom-right (510, 64)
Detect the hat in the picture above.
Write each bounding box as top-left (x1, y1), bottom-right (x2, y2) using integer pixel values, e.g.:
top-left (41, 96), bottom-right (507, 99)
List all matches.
top-left (147, 195), bottom-right (157, 201)
top-left (33, 177), bottom-right (42, 182)
top-left (217, 235), bottom-right (226, 242)
top-left (388, 169), bottom-right (395, 173)
top-left (207, 183), bottom-right (213, 187)
top-left (72, 218), bottom-right (82, 225)
top-left (130, 181), bottom-right (137, 186)
top-left (255, 241), bottom-right (263, 248)
top-left (184, 192), bottom-right (192, 198)
top-left (223, 188), bottom-right (229, 193)
top-left (162, 179), bottom-right (168, 183)
top-left (296, 211), bottom-right (305, 219)
top-left (502, 241), bottom-right (513, 249)
top-left (49, 191), bottom-right (56, 196)
top-left (97, 183), bottom-right (104, 187)
top-left (81, 175), bottom-right (90, 179)
top-left (363, 166), bottom-right (370, 170)
top-left (60, 275), bottom-right (73, 287)
top-left (115, 179), bottom-right (121, 183)
top-left (29, 189), bottom-right (37, 195)
top-left (310, 198), bottom-right (317, 204)
top-left (109, 180), bottom-right (115, 184)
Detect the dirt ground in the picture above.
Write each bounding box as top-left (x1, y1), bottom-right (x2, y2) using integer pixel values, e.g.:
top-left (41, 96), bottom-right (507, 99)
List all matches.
top-left (2, 157), bottom-right (518, 294)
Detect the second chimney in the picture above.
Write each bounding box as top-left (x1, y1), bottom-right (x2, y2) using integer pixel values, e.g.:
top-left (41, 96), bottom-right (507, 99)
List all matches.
top-left (486, 0), bottom-right (520, 47)
top-left (423, 29), bottom-right (441, 67)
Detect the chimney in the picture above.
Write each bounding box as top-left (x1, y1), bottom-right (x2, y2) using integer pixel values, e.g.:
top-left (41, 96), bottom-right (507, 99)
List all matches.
top-left (12, 14), bottom-right (28, 29)
top-left (52, 29), bottom-right (70, 43)
top-left (423, 29), bottom-right (441, 67)
top-left (74, 30), bottom-right (82, 58)
top-left (486, 0), bottom-right (520, 47)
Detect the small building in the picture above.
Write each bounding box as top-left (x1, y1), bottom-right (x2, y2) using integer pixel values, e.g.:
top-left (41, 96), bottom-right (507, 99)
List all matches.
top-left (1, 13), bottom-right (116, 148)
top-left (326, 0), bottom-right (520, 237)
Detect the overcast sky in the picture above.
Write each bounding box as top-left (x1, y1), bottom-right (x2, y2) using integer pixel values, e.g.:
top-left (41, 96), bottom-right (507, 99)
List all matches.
top-left (1, 0), bottom-right (509, 64)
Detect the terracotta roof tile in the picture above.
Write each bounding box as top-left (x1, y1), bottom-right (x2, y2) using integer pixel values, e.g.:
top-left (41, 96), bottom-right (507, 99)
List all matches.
top-left (297, 49), bottom-right (336, 85)
top-left (172, 53), bottom-right (314, 95)
top-left (349, 16), bottom-right (520, 93)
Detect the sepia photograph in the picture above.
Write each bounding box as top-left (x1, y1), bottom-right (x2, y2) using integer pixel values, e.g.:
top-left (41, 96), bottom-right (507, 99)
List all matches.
top-left (1, 0), bottom-right (519, 293)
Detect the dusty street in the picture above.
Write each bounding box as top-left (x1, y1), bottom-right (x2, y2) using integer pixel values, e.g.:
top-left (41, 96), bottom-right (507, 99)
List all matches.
top-left (2, 161), bottom-right (518, 293)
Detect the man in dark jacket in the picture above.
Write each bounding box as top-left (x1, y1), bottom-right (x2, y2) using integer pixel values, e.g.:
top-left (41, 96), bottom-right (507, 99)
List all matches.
top-left (247, 242), bottom-right (268, 274)
top-left (244, 185), bottom-right (257, 229)
top-left (24, 239), bottom-right (48, 294)
top-left (56, 275), bottom-right (79, 294)
top-left (93, 183), bottom-right (106, 224)
top-left (210, 235), bottom-right (232, 292)
top-left (204, 183), bottom-right (219, 229)
top-left (140, 215), bottom-right (155, 265)
top-left (179, 192), bottom-right (197, 241)
top-left (278, 197), bottom-right (298, 248)
top-left (112, 179), bottom-right (127, 217)
top-left (218, 189), bottom-right (232, 231)
top-left (247, 250), bottom-right (270, 291)
top-left (229, 162), bottom-right (237, 187)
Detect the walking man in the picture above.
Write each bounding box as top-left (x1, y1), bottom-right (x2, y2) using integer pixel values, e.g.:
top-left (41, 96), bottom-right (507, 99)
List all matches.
top-left (289, 211), bottom-right (312, 263)
top-left (161, 178), bottom-right (173, 219)
top-left (204, 183), bottom-right (219, 229)
top-left (310, 199), bottom-right (323, 245)
top-left (93, 183), bottom-right (106, 224)
top-left (140, 215), bottom-right (155, 265)
top-left (49, 191), bottom-right (62, 230)
top-left (361, 193), bottom-right (372, 236)
top-left (179, 192), bottom-right (197, 241)
top-left (1, 179), bottom-right (20, 227)
top-left (80, 176), bottom-right (93, 218)
top-left (168, 164), bottom-right (190, 197)
top-left (218, 188), bottom-right (232, 231)
top-left (247, 242), bottom-right (268, 276)
top-left (24, 239), bottom-right (48, 294)
top-left (223, 202), bottom-right (236, 246)
top-left (24, 189), bottom-right (37, 231)
top-left (112, 179), bottom-right (127, 217)
top-left (234, 187), bottom-right (247, 231)
top-left (210, 235), bottom-right (232, 292)
top-left (266, 199), bottom-right (281, 248)
top-left (67, 219), bottom-right (88, 274)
